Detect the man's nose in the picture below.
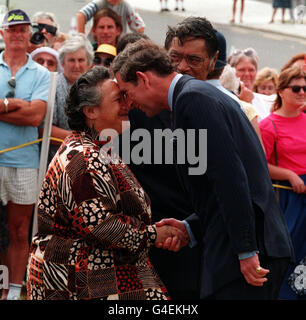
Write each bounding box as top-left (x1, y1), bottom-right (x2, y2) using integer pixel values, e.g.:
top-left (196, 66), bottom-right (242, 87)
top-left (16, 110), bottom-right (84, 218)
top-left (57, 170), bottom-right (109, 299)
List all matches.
top-left (177, 58), bottom-right (190, 72)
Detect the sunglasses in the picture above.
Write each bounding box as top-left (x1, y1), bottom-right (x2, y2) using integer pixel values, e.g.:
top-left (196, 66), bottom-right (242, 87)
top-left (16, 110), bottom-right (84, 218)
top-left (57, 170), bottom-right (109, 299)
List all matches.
top-left (32, 23), bottom-right (57, 36)
top-left (231, 48), bottom-right (259, 62)
top-left (6, 77), bottom-right (16, 98)
top-left (93, 56), bottom-right (114, 67)
top-left (287, 85), bottom-right (306, 93)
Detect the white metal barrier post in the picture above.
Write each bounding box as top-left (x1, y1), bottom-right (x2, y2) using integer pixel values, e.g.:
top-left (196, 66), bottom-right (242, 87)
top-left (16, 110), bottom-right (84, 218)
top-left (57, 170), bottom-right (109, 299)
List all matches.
top-left (32, 72), bottom-right (58, 238)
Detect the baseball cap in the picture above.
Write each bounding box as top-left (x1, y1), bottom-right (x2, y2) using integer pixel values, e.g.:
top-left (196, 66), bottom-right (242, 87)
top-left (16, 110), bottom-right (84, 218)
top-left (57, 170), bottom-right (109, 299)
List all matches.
top-left (95, 44), bottom-right (117, 57)
top-left (214, 30), bottom-right (227, 70)
top-left (1, 9), bottom-right (32, 28)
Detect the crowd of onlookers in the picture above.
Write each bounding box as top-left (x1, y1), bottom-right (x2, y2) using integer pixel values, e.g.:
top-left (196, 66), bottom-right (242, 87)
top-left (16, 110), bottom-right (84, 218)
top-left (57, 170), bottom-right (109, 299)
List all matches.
top-left (0, 0), bottom-right (305, 301)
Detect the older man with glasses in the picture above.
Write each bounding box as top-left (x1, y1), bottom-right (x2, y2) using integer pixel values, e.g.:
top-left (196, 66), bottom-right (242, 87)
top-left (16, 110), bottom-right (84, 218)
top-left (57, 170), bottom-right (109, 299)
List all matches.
top-left (0, 9), bottom-right (50, 300)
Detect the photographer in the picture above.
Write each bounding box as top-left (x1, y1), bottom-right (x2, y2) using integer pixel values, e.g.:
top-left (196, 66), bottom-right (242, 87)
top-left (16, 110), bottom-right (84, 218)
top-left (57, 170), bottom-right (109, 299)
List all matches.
top-left (28, 12), bottom-right (68, 52)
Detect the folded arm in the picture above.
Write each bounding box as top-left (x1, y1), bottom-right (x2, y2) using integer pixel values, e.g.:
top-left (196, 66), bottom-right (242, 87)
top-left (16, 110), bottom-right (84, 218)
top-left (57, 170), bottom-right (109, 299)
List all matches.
top-left (0, 99), bottom-right (46, 127)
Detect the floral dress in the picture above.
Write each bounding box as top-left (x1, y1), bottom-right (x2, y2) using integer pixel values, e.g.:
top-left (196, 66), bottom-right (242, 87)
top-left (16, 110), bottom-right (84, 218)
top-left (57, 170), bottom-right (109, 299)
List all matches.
top-left (27, 131), bottom-right (169, 300)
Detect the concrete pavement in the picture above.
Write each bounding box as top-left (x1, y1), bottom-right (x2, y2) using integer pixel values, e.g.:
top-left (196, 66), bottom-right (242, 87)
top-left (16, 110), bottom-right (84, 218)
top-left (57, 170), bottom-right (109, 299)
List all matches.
top-left (129, 0), bottom-right (306, 40)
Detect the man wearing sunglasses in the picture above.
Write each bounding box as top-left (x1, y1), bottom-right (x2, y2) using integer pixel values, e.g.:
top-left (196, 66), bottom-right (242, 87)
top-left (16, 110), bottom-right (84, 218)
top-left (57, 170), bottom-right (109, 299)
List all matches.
top-left (0, 9), bottom-right (50, 300)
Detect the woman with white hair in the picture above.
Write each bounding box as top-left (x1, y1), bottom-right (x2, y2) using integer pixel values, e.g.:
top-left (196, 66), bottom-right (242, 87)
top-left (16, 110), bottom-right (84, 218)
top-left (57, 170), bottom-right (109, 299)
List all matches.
top-left (228, 48), bottom-right (275, 121)
top-left (48, 34), bottom-right (94, 163)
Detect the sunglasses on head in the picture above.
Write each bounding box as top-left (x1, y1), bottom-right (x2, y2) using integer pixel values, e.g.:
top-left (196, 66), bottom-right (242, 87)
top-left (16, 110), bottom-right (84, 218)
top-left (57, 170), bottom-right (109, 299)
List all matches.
top-left (287, 85), bottom-right (306, 93)
top-left (93, 56), bottom-right (114, 67)
top-left (6, 77), bottom-right (16, 98)
top-left (32, 23), bottom-right (57, 36)
top-left (232, 48), bottom-right (258, 61)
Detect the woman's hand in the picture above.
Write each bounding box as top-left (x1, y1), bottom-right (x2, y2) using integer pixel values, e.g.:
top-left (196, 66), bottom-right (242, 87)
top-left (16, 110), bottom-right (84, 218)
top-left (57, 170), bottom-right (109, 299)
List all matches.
top-left (287, 171), bottom-right (306, 194)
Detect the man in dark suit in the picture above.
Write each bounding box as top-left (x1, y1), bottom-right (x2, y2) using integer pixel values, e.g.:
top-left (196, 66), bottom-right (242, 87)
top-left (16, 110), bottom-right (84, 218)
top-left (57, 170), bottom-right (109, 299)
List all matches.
top-left (112, 39), bottom-right (294, 299)
top-left (119, 17), bottom-right (221, 300)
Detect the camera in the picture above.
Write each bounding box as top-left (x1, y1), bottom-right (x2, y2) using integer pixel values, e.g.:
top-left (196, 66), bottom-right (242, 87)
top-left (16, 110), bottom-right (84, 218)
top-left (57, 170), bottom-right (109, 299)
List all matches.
top-left (30, 31), bottom-right (46, 45)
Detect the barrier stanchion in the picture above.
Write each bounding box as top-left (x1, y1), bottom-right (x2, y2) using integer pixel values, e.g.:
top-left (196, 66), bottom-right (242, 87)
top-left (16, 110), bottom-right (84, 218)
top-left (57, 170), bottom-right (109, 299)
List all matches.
top-left (32, 72), bottom-right (58, 238)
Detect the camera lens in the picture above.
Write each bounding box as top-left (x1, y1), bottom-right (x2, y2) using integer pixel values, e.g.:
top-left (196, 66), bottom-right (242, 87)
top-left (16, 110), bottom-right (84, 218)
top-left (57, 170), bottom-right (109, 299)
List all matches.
top-left (30, 32), bottom-right (46, 45)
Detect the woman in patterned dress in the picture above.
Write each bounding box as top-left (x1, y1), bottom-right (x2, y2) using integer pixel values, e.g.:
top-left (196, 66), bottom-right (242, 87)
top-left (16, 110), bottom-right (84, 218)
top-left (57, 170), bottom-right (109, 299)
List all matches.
top-left (26, 66), bottom-right (185, 300)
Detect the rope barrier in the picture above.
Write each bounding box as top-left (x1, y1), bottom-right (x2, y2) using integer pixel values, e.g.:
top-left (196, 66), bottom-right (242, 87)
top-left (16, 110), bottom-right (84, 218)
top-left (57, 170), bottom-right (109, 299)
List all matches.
top-left (0, 140), bottom-right (296, 192)
top-left (272, 184), bottom-right (293, 190)
top-left (0, 137), bottom-right (64, 155)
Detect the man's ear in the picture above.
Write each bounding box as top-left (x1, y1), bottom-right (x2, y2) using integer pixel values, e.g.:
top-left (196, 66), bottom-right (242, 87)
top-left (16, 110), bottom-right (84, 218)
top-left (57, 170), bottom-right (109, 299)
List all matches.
top-left (209, 50), bottom-right (219, 73)
top-left (136, 71), bottom-right (150, 89)
top-left (83, 105), bottom-right (98, 120)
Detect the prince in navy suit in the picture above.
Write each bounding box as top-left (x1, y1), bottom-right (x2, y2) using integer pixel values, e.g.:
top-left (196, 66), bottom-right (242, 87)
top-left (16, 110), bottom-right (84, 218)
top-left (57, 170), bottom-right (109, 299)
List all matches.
top-left (112, 39), bottom-right (294, 300)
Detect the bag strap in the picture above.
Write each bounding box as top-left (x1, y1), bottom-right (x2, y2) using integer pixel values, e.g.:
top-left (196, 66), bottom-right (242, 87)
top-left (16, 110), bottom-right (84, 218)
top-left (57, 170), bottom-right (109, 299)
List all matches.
top-left (270, 119), bottom-right (281, 201)
top-left (270, 119), bottom-right (278, 166)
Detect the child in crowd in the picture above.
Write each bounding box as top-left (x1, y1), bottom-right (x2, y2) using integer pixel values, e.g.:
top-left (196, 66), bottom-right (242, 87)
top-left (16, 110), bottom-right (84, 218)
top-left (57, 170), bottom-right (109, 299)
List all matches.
top-left (77, 0), bottom-right (145, 35)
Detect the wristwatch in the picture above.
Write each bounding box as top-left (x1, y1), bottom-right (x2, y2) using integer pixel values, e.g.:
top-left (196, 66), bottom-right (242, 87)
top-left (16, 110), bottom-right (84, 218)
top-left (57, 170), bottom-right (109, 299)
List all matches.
top-left (3, 98), bottom-right (9, 113)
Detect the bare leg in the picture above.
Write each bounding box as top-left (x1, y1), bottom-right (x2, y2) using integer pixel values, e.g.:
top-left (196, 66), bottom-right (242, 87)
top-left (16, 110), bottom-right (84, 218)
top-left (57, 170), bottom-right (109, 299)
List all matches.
top-left (181, 0), bottom-right (185, 11)
top-left (282, 8), bottom-right (285, 22)
top-left (270, 8), bottom-right (277, 23)
top-left (0, 202), bottom-right (34, 299)
top-left (240, 0), bottom-right (245, 23)
top-left (231, 0), bottom-right (238, 23)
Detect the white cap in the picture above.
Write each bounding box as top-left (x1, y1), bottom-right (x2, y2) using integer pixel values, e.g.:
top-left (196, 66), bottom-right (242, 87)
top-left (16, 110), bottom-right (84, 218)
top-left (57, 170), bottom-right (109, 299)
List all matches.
top-left (30, 46), bottom-right (63, 72)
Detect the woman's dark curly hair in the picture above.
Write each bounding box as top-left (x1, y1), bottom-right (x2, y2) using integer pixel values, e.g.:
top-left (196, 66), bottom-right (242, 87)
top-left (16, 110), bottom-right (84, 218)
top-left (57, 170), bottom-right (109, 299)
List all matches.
top-left (65, 66), bottom-right (110, 131)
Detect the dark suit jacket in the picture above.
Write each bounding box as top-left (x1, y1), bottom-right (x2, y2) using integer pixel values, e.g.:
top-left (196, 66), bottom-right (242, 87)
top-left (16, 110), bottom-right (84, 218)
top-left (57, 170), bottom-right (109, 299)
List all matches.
top-left (126, 108), bottom-right (202, 299)
top-left (172, 75), bottom-right (294, 298)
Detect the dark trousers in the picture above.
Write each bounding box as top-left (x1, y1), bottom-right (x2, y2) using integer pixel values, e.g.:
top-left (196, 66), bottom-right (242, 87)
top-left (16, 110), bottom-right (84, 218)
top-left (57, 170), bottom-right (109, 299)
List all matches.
top-left (205, 256), bottom-right (290, 300)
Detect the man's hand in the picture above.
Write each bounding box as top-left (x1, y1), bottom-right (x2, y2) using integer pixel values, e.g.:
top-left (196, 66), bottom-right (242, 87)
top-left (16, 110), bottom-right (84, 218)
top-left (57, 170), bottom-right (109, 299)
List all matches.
top-left (155, 218), bottom-right (190, 252)
top-left (240, 254), bottom-right (269, 287)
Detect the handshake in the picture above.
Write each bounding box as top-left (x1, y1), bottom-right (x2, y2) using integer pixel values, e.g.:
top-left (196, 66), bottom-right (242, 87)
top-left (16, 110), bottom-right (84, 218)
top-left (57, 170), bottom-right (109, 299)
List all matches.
top-left (154, 218), bottom-right (190, 252)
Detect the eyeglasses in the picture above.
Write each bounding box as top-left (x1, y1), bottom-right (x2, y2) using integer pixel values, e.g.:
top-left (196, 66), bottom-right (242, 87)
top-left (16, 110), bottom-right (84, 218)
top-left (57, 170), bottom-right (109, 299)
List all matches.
top-left (5, 77), bottom-right (16, 98)
top-left (287, 85), bottom-right (306, 93)
top-left (32, 23), bottom-right (57, 36)
top-left (93, 56), bottom-right (114, 67)
top-left (168, 51), bottom-right (206, 69)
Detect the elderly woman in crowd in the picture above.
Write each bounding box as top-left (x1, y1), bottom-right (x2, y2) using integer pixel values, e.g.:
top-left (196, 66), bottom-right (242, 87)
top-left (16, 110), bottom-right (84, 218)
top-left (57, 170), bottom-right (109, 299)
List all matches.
top-left (254, 67), bottom-right (278, 96)
top-left (228, 48), bottom-right (275, 121)
top-left (47, 34), bottom-right (94, 163)
top-left (259, 66), bottom-right (306, 300)
top-left (31, 47), bottom-right (62, 73)
top-left (27, 66), bottom-right (184, 300)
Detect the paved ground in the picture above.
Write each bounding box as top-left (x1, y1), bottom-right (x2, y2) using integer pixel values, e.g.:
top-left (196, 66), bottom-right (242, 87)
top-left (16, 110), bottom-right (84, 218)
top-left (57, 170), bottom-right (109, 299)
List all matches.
top-left (129, 0), bottom-right (306, 40)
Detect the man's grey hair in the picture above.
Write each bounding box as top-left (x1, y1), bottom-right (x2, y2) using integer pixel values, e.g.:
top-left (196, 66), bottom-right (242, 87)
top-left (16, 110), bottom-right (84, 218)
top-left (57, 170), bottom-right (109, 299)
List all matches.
top-left (58, 34), bottom-right (94, 66)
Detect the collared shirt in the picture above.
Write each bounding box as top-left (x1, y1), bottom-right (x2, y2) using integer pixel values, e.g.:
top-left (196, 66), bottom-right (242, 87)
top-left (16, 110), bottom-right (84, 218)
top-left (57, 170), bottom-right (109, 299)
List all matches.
top-left (0, 52), bottom-right (50, 168)
top-left (167, 73), bottom-right (183, 111)
top-left (206, 79), bottom-right (244, 110)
